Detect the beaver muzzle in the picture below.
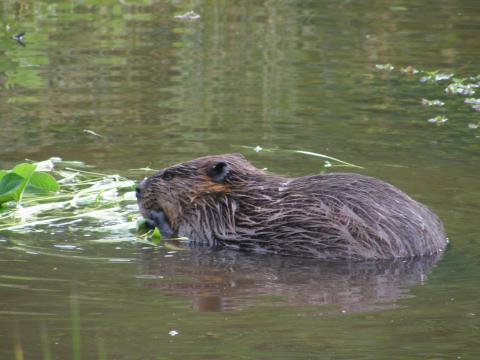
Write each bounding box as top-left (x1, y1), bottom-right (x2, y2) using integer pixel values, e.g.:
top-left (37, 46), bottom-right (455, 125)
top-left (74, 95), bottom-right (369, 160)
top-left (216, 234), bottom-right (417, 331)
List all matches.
top-left (136, 181), bottom-right (175, 238)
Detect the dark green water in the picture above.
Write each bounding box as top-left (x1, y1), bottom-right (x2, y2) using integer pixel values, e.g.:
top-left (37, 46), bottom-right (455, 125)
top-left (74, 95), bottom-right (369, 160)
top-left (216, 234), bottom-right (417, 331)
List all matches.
top-left (1, 1), bottom-right (479, 359)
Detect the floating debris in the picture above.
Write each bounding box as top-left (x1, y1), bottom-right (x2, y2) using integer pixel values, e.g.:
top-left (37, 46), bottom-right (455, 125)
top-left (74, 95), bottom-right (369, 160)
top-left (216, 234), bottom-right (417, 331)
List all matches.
top-left (445, 83), bottom-right (476, 96)
top-left (12, 32), bottom-right (26, 47)
top-left (53, 244), bottom-right (78, 250)
top-left (375, 64), bottom-right (394, 71)
top-left (472, 105), bottom-right (480, 112)
top-left (83, 129), bottom-right (103, 138)
top-left (468, 123), bottom-right (479, 129)
top-left (254, 145), bottom-right (263, 153)
top-left (169, 330), bottom-right (179, 336)
top-left (420, 72), bottom-right (454, 83)
top-left (421, 99), bottom-right (445, 107)
top-left (174, 11), bottom-right (200, 21)
top-left (427, 116), bottom-right (448, 125)
top-left (465, 98), bottom-right (480, 105)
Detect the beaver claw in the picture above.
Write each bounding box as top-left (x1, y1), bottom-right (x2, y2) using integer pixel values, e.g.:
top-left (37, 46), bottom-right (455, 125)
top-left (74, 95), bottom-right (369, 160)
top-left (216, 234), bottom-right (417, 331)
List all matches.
top-left (149, 210), bottom-right (174, 238)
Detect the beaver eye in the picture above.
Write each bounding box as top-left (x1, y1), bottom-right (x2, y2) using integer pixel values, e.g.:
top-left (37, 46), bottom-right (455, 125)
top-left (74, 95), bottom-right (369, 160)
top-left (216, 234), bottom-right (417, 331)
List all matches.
top-left (162, 171), bottom-right (174, 181)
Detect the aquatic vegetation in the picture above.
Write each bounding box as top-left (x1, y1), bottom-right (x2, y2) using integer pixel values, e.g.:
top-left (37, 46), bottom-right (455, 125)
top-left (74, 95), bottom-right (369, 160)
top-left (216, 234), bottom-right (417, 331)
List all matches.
top-left (464, 98), bottom-right (480, 105)
top-left (421, 99), bottom-right (445, 107)
top-left (375, 64), bottom-right (394, 71)
top-left (445, 83), bottom-right (476, 96)
top-left (464, 98), bottom-right (480, 112)
top-left (174, 11), bottom-right (201, 21)
top-left (0, 158), bottom-right (138, 237)
top-left (427, 116), bottom-right (448, 125)
top-left (377, 65), bottom-right (480, 125)
top-left (0, 161), bottom-right (59, 207)
top-left (243, 146), bottom-right (363, 169)
top-left (420, 71), bottom-right (453, 83)
top-left (83, 129), bottom-right (103, 138)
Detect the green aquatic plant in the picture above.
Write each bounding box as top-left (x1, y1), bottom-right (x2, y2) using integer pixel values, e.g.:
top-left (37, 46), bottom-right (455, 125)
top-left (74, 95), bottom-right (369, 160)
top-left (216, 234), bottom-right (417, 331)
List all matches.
top-left (376, 65), bottom-right (480, 117)
top-left (0, 158), bottom-right (136, 232)
top-left (420, 71), bottom-right (453, 83)
top-left (375, 64), bottom-right (394, 71)
top-left (445, 79), bottom-right (476, 96)
top-left (0, 162), bottom-right (59, 207)
top-left (427, 115), bottom-right (448, 125)
top-left (421, 99), bottom-right (445, 107)
top-left (242, 145), bottom-right (363, 170)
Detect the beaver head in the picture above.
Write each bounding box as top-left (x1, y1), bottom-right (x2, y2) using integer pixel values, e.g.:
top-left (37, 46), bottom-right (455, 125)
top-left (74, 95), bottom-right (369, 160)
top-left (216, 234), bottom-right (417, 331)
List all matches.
top-left (137, 153), bottom-right (447, 260)
top-left (136, 153), bottom-right (281, 242)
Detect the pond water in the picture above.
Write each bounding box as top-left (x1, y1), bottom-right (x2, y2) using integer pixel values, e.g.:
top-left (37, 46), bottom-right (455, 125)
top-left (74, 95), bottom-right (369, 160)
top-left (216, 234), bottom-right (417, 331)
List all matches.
top-left (1, 0), bottom-right (479, 359)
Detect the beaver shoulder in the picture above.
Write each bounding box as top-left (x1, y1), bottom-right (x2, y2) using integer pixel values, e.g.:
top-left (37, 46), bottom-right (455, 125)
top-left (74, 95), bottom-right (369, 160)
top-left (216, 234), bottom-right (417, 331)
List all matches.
top-left (137, 154), bottom-right (447, 260)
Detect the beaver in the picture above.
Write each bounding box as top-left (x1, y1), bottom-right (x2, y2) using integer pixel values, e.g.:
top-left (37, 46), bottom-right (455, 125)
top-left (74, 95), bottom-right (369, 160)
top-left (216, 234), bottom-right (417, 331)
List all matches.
top-left (136, 153), bottom-right (447, 260)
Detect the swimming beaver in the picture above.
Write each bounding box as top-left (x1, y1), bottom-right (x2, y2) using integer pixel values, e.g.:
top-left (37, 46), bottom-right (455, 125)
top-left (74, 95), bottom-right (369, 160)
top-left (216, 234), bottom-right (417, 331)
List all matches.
top-left (136, 154), bottom-right (447, 260)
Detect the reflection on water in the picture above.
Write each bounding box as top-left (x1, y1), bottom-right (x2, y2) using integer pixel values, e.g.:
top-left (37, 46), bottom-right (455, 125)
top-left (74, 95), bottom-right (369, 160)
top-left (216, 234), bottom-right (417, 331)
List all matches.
top-left (139, 249), bottom-right (442, 313)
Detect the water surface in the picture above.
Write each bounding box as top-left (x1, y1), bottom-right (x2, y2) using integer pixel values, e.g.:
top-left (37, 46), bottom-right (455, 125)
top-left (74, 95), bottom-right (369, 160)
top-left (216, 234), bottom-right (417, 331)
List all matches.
top-left (1, 1), bottom-right (479, 359)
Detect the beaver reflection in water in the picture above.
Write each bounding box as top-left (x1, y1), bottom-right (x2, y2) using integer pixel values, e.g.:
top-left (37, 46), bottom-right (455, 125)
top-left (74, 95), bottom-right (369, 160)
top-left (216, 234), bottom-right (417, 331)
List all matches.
top-left (136, 154), bottom-right (447, 260)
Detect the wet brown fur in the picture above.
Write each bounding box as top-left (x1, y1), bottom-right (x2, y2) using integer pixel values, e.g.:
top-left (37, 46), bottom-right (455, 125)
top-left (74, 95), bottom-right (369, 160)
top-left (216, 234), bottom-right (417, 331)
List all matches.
top-left (138, 154), bottom-right (447, 260)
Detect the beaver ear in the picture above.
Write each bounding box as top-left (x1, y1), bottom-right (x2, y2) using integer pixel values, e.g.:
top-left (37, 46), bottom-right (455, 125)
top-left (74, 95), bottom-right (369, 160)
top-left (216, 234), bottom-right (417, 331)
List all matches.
top-left (207, 161), bottom-right (230, 183)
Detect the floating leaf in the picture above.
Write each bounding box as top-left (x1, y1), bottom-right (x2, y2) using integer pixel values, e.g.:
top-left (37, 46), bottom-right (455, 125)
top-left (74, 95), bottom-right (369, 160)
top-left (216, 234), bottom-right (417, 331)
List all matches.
top-left (29, 172), bottom-right (59, 193)
top-left (421, 99), bottom-right (445, 107)
top-left (427, 116), bottom-right (448, 125)
top-left (0, 173), bottom-right (25, 204)
top-left (12, 163), bottom-right (36, 179)
top-left (420, 71), bottom-right (454, 83)
top-left (465, 98), bottom-right (480, 105)
top-left (375, 64), bottom-right (394, 71)
top-left (445, 83), bottom-right (476, 96)
top-left (151, 227), bottom-right (162, 245)
top-left (136, 217), bottom-right (150, 232)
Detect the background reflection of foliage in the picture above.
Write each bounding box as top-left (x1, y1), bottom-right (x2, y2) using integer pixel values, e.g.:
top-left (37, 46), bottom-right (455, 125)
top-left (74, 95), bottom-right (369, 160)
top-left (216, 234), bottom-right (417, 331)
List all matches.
top-left (1, 0), bottom-right (479, 169)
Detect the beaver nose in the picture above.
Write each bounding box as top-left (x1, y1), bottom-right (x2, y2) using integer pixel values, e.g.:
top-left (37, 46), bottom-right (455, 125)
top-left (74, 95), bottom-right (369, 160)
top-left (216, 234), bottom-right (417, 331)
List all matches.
top-left (136, 180), bottom-right (146, 200)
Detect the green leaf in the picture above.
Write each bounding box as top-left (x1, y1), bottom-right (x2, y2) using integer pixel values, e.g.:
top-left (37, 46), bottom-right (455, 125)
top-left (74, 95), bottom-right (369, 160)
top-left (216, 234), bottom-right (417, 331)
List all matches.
top-left (0, 173), bottom-right (26, 204)
top-left (29, 172), bottom-right (59, 193)
top-left (0, 170), bottom-right (7, 181)
top-left (12, 163), bottom-right (36, 179)
top-left (11, 163), bottom-right (36, 203)
top-left (136, 217), bottom-right (149, 232)
top-left (151, 227), bottom-right (162, 245)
